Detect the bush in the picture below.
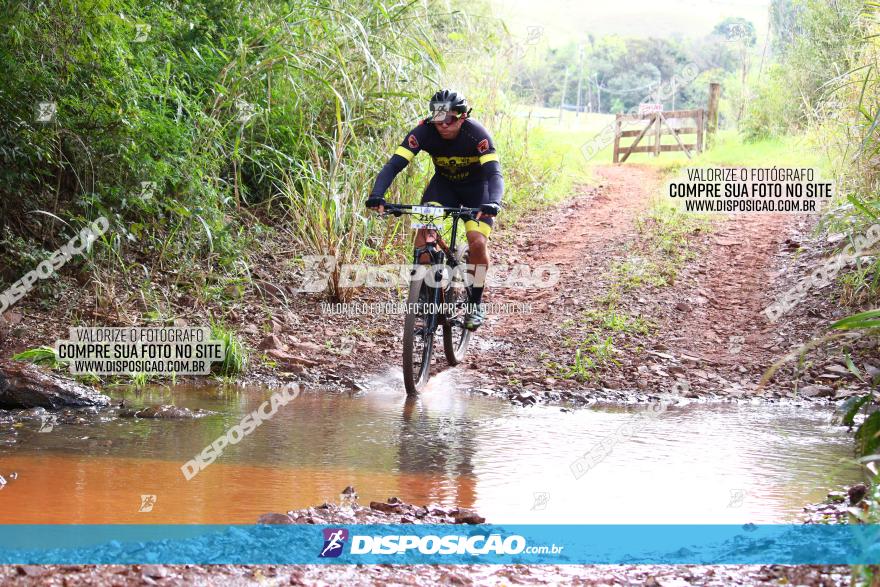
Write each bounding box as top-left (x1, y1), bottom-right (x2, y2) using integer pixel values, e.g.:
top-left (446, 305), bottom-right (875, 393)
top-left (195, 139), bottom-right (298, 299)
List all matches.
top-left (0, 0), bottom-right (460, 284)
top-left (740, 65), bottom-right (802, 141)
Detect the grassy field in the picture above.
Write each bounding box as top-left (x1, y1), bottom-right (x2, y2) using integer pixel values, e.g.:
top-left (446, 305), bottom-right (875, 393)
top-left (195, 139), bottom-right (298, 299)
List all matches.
top-left (510, 105), bottom-right (829, 180)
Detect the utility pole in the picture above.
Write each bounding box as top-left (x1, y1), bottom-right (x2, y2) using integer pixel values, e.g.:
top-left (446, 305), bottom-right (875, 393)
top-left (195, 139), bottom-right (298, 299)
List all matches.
top-left (707, 82), bottom-right (721, 148)
top-left (671, 76), bottom-right (676, 111)
top-left (558, 67), bottom-right (570, 123)
top-left (575, 44), bottom-right (584, 118)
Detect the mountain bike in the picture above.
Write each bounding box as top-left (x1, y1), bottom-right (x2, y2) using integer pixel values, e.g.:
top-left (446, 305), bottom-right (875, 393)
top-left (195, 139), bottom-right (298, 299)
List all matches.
top-left (382, 203), bottom-right (479, 395)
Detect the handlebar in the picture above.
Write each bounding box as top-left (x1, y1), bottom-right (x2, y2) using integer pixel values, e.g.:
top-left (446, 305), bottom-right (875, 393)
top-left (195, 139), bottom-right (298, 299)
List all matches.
top-left (380, 203), bottom-right (481, 218)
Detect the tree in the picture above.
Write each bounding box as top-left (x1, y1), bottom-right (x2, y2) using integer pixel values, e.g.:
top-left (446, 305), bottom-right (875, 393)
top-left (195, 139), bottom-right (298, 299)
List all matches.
top-left (711, 17), bottom-right (757, 122)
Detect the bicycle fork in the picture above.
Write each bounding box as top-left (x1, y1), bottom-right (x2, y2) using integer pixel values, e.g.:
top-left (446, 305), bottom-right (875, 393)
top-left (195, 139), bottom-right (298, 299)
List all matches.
top-left (411, 243), bottom-right (447, 334)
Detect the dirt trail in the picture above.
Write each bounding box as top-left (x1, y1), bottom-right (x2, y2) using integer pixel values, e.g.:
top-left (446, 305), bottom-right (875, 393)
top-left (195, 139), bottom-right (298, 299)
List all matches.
top-left (669, 214), bottom-right (792, 369)
top-left (466, 164), bottom-right (798, 401)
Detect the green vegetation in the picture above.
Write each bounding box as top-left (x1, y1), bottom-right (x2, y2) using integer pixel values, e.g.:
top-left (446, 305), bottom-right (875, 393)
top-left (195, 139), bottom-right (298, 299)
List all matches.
top-left (680, 130), bottom-right (827, 170)
top-left (555, 302), bottom-right (656, 383)
top-left (12, 345), bottom-right (61, 368)
top-left (128, 372), bottom-right (149, 388)
top-left (211, 323), bottom-right (248, 376)
top-left (0, 0), bottom-right (598, 310)
top-left (630, 203), bottom-right (708, 283)
top-left (581, 308), bottom-right (652, 335)
top-left (754, 0), bottom-right (879, 441)
top-left (732, 6), bottom-right (880, 572)
top-left (554, 301), bottom-right (653, 383)
top-left (554, 332), bottom-right (618, 383)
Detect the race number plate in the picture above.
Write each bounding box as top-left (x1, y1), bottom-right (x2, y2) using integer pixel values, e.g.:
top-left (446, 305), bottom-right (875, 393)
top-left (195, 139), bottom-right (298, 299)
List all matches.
top-left (410, 206), bottom-right (444, 230)
top-left (411, 206), bottom-right (444, 215)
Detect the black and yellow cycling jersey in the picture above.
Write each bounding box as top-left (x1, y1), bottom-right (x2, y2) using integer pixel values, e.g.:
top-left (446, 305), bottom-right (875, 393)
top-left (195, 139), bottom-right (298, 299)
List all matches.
top-left (369, 118), bottom-right (504, 235)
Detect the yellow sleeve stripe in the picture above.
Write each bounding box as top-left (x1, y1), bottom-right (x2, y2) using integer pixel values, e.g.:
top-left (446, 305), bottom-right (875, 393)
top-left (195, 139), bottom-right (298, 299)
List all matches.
top-left (479, 153), bottom-right (499, 165)
top-left (394, 146), bottom-right (415, 161)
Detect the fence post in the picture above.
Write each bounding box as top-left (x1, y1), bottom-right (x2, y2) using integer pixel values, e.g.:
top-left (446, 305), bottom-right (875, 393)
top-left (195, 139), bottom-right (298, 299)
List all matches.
top-left (653, 112), bottom-right (661, 157)
top-left (707, 82), bottom-right (721, 148)
top-left (613, 114), bottom-right (622, 163)
top-left (696, 110), bottom-right (705, 154)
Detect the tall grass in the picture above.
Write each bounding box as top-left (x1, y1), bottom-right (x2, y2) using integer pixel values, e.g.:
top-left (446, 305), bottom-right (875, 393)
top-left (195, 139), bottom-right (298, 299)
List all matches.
top-left (2, 0), bottom-right (588, 306)
top-left (0, 0), bottom-right (482, 299)
top-left (758, 2), bottom-right (880, 466)
top-left (211, 322), bottom-right (248, 376)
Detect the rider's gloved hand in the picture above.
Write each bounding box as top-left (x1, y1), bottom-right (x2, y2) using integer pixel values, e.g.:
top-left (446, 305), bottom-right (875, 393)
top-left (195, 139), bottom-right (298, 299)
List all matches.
top-left (366, 195), bottom-right (385, 211)
top-left (479, 203), bottom-right (500, 217)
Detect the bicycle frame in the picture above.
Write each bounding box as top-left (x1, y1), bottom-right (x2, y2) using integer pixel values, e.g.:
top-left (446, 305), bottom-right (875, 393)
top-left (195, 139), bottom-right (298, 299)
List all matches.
top-left (384, 203), bottom-right (479, 335)
top-left (411, 214), bottom-right (461, 335)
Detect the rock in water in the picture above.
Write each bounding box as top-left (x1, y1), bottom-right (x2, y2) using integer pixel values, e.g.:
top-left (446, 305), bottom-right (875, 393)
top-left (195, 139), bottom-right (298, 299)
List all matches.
top-left (136, 405), bottom-right (208, 419)
top-left (849, 483), bottom-right (868, 505)
top-left (0, 359), bottom-right (109, 409)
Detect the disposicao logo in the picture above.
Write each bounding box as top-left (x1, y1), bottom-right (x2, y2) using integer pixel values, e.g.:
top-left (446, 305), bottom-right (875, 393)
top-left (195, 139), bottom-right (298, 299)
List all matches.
top-left (319, 528), bottom-right (349, 558)
top-left (317, 530), bottom-right (535, 557)
top-left (349, 534), bottom-right (527, 555)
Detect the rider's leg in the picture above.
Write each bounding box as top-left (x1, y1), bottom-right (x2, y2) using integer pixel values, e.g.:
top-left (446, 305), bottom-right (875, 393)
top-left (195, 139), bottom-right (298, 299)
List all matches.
top-left (465, 229), bottom-right (489, 304)
top-left (414, 228), bottom-right (433, 264)
top-left (463, 220), bottom-right (492, 330)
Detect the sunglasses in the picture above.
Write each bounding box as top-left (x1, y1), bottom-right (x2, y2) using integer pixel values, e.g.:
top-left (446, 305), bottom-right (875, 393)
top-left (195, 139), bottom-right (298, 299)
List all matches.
top-left (431, 112), bottom-right (464, 125)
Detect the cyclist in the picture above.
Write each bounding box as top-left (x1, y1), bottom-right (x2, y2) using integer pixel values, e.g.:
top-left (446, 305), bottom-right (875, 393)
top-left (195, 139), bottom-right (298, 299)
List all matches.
top-left (366, 89), bottom-right (504, 330)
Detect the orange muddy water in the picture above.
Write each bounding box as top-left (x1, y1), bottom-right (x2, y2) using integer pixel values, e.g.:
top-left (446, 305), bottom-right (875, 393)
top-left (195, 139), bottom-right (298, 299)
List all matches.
top-left (0, 369), bottom-right (861, 524)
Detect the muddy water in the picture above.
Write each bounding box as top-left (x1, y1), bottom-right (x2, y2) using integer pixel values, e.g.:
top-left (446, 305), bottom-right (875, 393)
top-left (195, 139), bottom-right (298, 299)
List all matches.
top-left (0, 369), bottom-right (861, 524)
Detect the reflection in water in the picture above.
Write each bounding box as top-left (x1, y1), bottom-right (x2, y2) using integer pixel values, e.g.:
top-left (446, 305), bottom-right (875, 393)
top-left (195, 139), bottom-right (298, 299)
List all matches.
top-left (397, 394), bottom-right (477, 508)
top-left (0, 374), bottom-right (863, 524)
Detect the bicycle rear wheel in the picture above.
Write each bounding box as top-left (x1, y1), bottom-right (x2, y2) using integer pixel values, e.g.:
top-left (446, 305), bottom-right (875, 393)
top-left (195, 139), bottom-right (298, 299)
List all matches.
top-left (402, 274), bottom-right (434, 395)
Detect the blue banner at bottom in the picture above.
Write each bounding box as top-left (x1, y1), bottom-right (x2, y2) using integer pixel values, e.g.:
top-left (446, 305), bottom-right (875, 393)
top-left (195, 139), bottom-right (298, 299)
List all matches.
top-left (1, 524), bottom-right (879, 565)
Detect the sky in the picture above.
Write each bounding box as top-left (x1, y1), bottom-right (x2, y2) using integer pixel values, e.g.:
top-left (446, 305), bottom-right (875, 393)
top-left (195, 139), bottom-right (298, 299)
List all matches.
top-left (493, 0), bottom-right (772, 45)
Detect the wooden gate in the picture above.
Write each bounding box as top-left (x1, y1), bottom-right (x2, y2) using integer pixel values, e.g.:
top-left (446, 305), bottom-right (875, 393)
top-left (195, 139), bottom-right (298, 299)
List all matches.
top-left (613, 109), bottom-right (705, 163)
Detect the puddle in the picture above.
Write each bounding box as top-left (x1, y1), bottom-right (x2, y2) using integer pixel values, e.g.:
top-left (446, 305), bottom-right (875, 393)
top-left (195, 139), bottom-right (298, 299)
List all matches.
top-left (0, 374), bottom-right (861, 524)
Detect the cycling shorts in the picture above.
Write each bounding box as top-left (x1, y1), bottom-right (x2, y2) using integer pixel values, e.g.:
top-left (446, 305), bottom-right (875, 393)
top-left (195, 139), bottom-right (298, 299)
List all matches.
top-left (420, 175), bottom-right (494, 237)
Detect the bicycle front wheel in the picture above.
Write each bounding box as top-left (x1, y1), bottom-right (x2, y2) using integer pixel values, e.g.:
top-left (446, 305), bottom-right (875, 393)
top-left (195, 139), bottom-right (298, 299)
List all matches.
top-left (402, 274), bottom-right (434, 395)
